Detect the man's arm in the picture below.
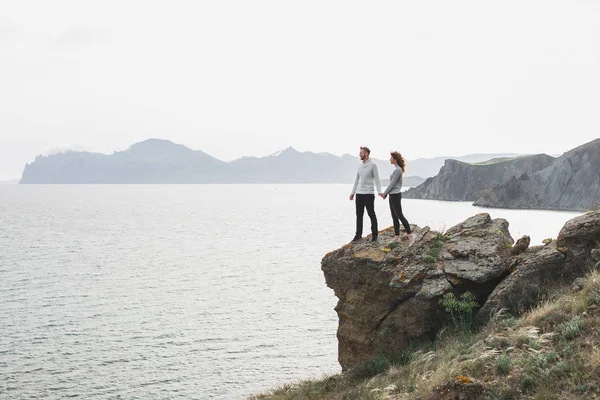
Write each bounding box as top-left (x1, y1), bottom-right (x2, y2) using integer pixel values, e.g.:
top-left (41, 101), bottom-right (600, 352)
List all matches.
top-left (373, 164), bottom-right (382, 194)
top-left (350, 172), bottom-right (359, 199)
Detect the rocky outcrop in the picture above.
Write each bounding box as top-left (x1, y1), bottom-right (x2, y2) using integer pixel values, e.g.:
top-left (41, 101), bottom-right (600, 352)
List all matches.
top-left (477, 211), bottom-right (600, 320)
top-left (511, 235), bottom-right (530, 256)
top-left (403, 154), bottom-right (555, 201)
top-left (322, 211), bottom-right (600, 370)
top-left (474, 138), bottom-right (600, 211)
top-left (322, 213), bottom-right (515, 370)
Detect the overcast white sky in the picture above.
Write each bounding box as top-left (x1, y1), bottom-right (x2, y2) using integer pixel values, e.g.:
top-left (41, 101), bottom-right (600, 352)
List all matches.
top-left (1, 1), bottom-right (599, 179)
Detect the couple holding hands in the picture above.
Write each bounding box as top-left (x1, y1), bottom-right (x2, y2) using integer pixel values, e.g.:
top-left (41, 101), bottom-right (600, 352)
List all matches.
top-left (349, 146), bottom-right (415, 246)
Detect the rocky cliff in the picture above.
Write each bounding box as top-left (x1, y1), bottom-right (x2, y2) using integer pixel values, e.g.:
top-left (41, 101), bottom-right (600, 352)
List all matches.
top-left (474, 138), bottom-right (600, 211)
top-left (402, 154), bottom-right (555, 201)
top-left (321, 211), bottom-right (600, 370)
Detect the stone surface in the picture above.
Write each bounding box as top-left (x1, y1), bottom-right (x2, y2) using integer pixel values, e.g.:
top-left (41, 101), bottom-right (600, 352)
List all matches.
top-left (511, 235), bottom-right (530, 256)
top-left (322, 211), bottom-right (600, 370)
top-left (322, 213), bottom-right (514, 370)
top-left (478, 211), bottom-right (600, 322)
top-left (592, 249), bottom-right (600, 263)
top-left (572, 277), bottom-right (587, 292)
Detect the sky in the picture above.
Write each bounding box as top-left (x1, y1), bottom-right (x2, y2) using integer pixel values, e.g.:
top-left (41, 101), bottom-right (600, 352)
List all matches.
top-left (1, 1), bottom-right (599, 179)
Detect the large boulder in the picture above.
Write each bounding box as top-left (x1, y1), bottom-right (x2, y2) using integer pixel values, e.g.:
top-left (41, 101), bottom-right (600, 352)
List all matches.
top-left (322, 211), bottom-right (600, 370)
top-left (321, 213), bottom-right (514, 370)
top-left (478, 211), bottom-right (600, 321)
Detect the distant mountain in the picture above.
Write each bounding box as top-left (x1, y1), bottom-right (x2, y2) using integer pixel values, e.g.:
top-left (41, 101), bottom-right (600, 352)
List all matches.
top-left (403, 154), bottom-right (556, 201)
top-left (20, 139), bottom-right (226, 184)
top-left (228, 147), bottom-right (365, 183)
top-left (19, 139), bottom-right (520, 185)
top-left (474, 139), bottom-right (600, 211)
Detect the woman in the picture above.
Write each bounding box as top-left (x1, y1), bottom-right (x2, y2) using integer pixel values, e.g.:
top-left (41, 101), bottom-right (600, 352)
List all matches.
top-left (380, 151), bottom-right (415, 246)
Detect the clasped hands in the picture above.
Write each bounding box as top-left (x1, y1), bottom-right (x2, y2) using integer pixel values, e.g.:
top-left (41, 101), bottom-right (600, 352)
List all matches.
top-left (349, 193), bottom-right (387, 200)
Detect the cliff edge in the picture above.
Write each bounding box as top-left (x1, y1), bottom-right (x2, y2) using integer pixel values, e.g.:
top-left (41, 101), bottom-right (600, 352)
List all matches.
top-left (322, 211), bottom-right (600, 370)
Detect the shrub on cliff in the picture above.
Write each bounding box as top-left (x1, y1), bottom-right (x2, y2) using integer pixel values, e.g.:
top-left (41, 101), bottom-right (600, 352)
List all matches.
top-left (439, 292), bottom-right (478, 332)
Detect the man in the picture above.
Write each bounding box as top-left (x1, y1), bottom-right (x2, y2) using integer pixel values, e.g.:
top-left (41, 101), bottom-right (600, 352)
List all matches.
top-left (350, 146), bottom-right (383, 243)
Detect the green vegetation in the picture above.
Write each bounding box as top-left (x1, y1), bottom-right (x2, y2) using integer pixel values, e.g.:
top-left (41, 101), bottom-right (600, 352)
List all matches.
top-left (349, 338), bottom-right (432, 383)
top-left (495, 352), bottom-right (512, 376)
top-left (470, 156), bottom-right (521, 165)
top-left (380, 241), bottom-right (399, 254)
top-left (422, 255), bottom-right (437, 264)
top-left (435, 232), bottom-right (451, 242)
top-left (557, 316), bottom-right (582, 341)
top-left (252, 270), bottom-right (600, 400)
top-left (421, 233), bottom-right (450, 264)
top-left (439, 292), bottom-right (479, 332)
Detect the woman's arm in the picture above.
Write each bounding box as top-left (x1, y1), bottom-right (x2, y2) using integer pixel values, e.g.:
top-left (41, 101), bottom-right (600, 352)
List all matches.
top-left (383, 169), bottom-right (401, 195)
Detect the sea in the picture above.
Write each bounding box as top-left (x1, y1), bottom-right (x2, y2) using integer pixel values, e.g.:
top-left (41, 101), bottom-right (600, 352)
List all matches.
top-left (0, 184), bottom-right (582, 399)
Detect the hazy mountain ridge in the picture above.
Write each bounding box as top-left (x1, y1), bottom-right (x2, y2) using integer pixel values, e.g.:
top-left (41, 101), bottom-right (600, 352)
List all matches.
top-left (21, 140), bottom-right (226, 184)
top-left (19, 139), bottom-right (521, 185)
top-left (403, 154), bottom-right (556, 201)
top-left (403, 138), bottom-right (600, 211)
top-left (474, 138), bottom-right (600, 211)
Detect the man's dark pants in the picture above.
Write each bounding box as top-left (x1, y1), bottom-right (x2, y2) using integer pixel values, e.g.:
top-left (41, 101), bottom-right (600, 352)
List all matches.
top-left (355, 194), bottom-right (378, 238)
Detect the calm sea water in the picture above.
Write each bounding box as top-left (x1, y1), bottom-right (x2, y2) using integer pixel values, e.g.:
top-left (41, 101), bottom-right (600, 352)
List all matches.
top-left (0, 185), bottom-right (582, 399)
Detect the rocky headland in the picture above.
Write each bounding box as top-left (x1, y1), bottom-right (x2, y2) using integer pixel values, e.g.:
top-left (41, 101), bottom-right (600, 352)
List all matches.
top-left (322, 211), bottom-right (600, 370)
top-left (402, 154), bottom-right (555, 202)
top-left (474, 139), bottom-right (600, 211)
top-left (404, 138), bottom-right (600, 211)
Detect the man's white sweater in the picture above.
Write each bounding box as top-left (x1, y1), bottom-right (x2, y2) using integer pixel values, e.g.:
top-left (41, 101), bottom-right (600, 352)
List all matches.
top-left (351, 158), bottom-right (382, 195)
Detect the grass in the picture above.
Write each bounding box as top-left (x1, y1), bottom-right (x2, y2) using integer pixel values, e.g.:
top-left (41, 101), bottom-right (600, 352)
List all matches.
top-left (422, 255), bottom-right (437, 264)
top-left (252, 269), bottom-right (600, 400)
top-left (439, 292), bottom-right (478, 333)
top-left (470, 156), bottom-right (522, 165)
top-left (495, 352), bottom-right (512, 375)
top-left (557, 316), bottom-right (583, 340)
top-left (420, 232), bottom-right (450, 264)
